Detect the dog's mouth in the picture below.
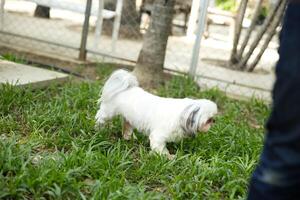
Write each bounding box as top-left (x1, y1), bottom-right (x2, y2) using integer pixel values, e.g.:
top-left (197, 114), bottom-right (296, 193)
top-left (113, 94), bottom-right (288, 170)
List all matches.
top-left (198, 118), bottom-right (215, 133)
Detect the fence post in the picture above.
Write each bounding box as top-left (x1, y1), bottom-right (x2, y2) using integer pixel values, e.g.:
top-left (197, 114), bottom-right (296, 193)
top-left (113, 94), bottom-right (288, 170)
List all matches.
top-left (79, 0), bottom-right (92, 61)
top-left (189, 0), bottom-right (209, 78)
top-left (0, 0), bottom-right (5, 30)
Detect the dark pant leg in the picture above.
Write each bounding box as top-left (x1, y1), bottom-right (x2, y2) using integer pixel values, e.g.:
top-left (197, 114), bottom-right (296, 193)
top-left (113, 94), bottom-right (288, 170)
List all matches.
top-left (247, 4), bottom-right (300, 200)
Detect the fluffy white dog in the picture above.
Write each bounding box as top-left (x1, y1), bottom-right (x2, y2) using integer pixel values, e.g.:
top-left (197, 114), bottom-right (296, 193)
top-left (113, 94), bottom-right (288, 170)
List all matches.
top-left (95, 69), bottom-right (218, 159)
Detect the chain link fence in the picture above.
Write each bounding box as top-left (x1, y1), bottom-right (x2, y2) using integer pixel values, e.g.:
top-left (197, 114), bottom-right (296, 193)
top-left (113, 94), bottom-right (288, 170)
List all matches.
top-left (0, 0), bottom-right (278, 101)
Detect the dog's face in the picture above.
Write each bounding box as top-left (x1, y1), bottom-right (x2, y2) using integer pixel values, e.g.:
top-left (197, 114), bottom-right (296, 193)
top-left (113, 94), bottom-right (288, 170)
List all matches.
top-left (180, 100), bottom-right (217, 136)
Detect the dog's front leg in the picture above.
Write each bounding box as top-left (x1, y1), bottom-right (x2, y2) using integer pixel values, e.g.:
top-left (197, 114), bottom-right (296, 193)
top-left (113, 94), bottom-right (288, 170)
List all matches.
top-left (122, 118), bottom-right (133, 140)
top-left (149, 133), bottom-right (175, 160)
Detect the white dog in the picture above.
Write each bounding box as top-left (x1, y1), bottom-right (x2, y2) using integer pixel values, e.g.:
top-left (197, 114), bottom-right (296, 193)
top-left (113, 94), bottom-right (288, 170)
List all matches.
top-left (95, 69), bottom-right (218, 159)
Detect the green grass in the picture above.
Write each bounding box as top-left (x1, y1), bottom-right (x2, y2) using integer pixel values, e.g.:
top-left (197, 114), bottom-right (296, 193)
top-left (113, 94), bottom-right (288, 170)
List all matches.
top-left (0, 67), bottom-right (269, 199)
top-left (1, 54), bottom-right (27, 64)
top-left (216, 0), bottom-right (237, 12)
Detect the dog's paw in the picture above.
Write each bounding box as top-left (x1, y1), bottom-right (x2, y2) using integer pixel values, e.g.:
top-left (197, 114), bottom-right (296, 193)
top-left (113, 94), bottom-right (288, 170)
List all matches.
top-left (94, 123), bottom-right (101, 131)
top-left (167, 154), bottom-right (176, 160)
top-left (123, 132), bottom-right (137, 140)
top-left (123, 134), bottom-right (131, 140)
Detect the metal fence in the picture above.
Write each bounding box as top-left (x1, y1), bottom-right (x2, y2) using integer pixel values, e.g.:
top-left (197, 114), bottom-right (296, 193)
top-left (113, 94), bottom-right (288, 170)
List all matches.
top-left (0, 0), bottom-right (278, 101)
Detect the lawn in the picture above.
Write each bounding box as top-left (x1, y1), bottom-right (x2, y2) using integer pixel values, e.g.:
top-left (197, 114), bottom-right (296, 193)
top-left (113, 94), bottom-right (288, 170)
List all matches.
top-left (0, 66), bottom-right (269, 199)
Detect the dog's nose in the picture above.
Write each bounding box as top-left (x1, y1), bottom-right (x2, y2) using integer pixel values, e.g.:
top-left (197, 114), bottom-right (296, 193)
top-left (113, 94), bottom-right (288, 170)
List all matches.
top-left (207, 118), bottom-right (215, 124)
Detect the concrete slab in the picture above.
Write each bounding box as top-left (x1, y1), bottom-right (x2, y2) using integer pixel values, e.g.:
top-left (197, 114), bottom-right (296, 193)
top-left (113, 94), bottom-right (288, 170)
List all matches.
top-left (196, 63), bottom-right (275, 91)
top-left (0, 60), bottom-right (68, 88)
top-left (196, 76), bottom-right (272, 102)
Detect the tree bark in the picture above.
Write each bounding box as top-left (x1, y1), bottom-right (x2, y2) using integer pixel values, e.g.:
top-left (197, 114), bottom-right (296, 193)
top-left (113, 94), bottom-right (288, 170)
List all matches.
top-left (237, 0), bottom-right (282, 70)
top-left (121, 0), bottom-right (140, 26)
top-left (34, 5), bottom-right (50, 18)
top-left (237, 0), bottom-right (263, 60)
top-left (229, 0), bottom-right (248, 65)
top-left (133, 0), bottom-right (175, 88)
top-left (248, 1), bottom-right (287, 72)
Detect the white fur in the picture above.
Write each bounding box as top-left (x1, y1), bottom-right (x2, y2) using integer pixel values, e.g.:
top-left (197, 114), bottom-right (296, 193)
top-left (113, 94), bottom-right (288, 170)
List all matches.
top-left (95, 69), bottom-right (218, 158)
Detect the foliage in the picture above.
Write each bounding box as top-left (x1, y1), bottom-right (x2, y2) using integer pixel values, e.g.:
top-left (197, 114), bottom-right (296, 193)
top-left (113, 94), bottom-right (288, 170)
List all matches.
top-left (216, 0), bottom-right (237, 12)
top-left (1, 54), bottom-right (27, 64)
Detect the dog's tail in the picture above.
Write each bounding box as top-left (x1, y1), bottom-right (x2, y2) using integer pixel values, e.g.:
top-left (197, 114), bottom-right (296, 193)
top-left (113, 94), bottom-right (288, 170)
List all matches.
top-left (99, 69), bottom-right (139, 103)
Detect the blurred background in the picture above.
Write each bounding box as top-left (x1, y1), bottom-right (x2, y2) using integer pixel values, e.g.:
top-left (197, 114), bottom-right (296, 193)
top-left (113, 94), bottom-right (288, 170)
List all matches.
top-left (0, 0), bottom-right (282, 101)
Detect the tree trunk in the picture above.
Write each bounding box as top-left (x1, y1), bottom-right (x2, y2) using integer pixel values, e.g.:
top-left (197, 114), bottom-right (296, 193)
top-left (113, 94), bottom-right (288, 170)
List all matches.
top-left (237, 0), bottom-right (263, 60)
top-left (133, 0), bottom-right (175, 88)
top-left (121, 0), bottom-right (140, 25)
top-left (248, 1), bottom-right (287, 72)
top-left (229, 0), bottom-right (248, 65)
top-left (34, 5), bottom-right (50, 18)
top-left (237, 0), bottom-right (282, 70)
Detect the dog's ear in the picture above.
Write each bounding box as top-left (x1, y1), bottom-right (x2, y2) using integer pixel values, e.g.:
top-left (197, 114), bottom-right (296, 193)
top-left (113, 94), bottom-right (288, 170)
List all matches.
top-left (180, 104), bottom-right (201, 135)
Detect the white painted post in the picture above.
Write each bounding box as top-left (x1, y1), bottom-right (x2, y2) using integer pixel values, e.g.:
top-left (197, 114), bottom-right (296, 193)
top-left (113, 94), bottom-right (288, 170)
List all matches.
top-left (0, 0), bottom-right (5, 30)
top-left (189, 0), bottom-right (209, 78)
top-left (186, 0), bottom-right (200, 38)
top-left (94, 0), bottom-right (104, 49)
top-left (111, 0), bottom-right (123, 52)
top-left (209, 0), bottom-right (215, 7)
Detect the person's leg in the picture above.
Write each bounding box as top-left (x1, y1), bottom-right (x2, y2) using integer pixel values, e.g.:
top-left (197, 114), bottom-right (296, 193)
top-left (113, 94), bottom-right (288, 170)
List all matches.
top-left (248, 4), bottom-right (300, 200)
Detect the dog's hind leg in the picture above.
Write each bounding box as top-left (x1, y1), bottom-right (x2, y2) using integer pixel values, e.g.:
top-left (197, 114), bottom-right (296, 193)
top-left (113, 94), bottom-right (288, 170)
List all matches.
top-left (122, 118), bottom-right (133, 140)
top-left (95, 105), bottom-right (112, 129)
top-left (95, 108), bottom-right (109, 128)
